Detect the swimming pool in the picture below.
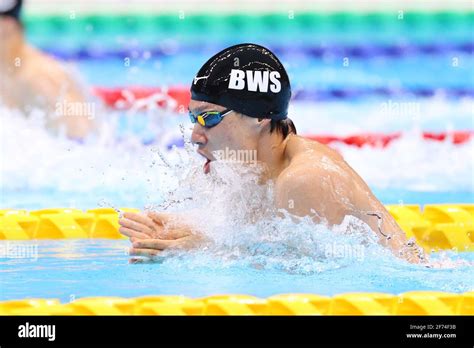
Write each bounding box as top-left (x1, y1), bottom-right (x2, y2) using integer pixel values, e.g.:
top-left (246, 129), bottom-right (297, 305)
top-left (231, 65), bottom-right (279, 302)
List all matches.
top-left (1, 10), bottom-right (473, 315)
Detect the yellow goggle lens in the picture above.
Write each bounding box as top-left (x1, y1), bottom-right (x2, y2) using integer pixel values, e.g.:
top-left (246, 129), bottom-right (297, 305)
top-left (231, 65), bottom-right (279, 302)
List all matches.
top-left (197, 115), bottom-right (206, 126)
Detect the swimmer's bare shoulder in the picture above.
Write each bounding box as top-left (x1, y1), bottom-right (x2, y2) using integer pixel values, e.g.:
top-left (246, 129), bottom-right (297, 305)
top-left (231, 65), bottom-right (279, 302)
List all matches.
top-left (274, 135), bottom-right (351, 224)
top-left (18, 46), bottom-right (94, 138)
top-left (20, 46), bottom-right (78, 98)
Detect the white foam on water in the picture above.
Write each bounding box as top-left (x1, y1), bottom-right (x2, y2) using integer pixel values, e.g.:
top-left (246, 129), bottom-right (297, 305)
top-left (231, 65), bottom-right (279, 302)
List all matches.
top-left (291, 97), bottom-right (474, 134)
top-left (0, 104), bottom-right (172, 196)
top-left (338, 131), bottom-right (474, 191)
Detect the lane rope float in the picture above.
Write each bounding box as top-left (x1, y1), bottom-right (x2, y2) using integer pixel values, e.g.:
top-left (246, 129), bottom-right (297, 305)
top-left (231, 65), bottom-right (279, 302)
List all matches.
top-left (92, 86), bottom-right (474, 111)
top-left (43, 42), bottom-right (474, 60)
top-left (0, 205), bottom-right (472, 252)
top-left (0, 291), bottom-right (472, 315)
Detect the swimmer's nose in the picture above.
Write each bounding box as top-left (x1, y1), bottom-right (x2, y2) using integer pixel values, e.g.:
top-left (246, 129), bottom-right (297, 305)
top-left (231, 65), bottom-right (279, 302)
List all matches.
top-left (191, 124), bottom-right (208, 146)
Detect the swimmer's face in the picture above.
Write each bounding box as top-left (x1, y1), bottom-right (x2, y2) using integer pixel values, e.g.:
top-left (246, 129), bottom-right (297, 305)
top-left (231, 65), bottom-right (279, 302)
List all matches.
top-left (189, 99), bottom-right (260, 173)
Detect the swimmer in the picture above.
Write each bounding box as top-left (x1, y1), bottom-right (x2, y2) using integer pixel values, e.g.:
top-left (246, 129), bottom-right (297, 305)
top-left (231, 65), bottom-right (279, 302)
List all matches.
top-left (119, 43), bottom-right (425, 263)
top-left (0, 0), bottom-right (94, 139)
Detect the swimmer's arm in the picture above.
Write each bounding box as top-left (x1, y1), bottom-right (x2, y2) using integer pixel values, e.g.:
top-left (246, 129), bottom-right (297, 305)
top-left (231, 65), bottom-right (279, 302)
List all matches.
top-left (335, 155), bottom-right (426, 262)
top-left (275, 168), bottom-right (425, 263)
top-left (351, 192), bottom-right (426, 263)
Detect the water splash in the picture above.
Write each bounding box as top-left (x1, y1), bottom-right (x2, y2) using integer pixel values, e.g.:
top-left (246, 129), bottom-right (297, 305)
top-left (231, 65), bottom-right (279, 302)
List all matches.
top-left (0, 104), bottom-right (172, 194)
top-left (140, 146), bottom-right (405, 274)
top-left (137, 139), bottom-right (473, 274)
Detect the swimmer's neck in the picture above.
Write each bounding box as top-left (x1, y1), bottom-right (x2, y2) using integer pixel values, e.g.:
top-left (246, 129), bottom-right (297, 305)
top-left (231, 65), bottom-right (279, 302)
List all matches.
top-left (256, 123), bottom-right (295, 180)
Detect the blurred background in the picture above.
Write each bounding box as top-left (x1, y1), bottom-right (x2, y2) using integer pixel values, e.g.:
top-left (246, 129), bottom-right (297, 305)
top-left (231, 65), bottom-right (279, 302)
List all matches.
top-left (1, 0), bottom-right (473, 209)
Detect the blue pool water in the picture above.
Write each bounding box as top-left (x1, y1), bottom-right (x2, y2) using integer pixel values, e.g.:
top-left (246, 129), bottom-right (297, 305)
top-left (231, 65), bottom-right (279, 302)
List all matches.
top-left (2, 188), bottom-right (473, 211)
top-left (74, 54), bottom-right (474, 88)
top-left (1, 240), bottom-right (473, 301)
top-left (1, 14), bottom-right (473, 300)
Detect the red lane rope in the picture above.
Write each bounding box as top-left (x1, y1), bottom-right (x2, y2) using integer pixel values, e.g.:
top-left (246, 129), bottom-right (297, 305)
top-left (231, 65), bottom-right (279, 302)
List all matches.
top-left (93, 86), bottom-right (190, 111)
top-left (306, 131), bottom-right (473, 147)
top-left (92, 87), bottom-right (473, 147)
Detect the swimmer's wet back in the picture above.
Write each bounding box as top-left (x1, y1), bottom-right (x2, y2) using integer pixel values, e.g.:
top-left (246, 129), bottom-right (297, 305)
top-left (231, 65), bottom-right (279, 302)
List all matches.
top-left (191, 43), bottom-right (292, 120)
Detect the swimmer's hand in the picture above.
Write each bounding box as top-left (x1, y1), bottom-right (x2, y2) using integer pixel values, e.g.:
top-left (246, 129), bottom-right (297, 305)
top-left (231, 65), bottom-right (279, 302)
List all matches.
top-left (118, 211), bottom-right (203, 258)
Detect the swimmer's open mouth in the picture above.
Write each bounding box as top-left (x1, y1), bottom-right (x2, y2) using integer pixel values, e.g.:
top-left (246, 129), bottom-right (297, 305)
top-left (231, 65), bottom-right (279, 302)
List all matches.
top-left (204, 158), bottom-right (211, 174)
top-left (198, 150), bottom-right (213, 174)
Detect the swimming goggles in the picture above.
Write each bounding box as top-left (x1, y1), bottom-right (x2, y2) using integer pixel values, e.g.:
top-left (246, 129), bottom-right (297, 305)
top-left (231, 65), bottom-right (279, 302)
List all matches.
top-left (189, 109), bottom-right (232, 128)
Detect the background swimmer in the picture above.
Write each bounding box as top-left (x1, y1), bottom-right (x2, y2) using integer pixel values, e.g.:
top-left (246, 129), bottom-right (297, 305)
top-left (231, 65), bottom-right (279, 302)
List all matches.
top-left (119, 44), bottom-right (425, 263)
top-left (0, 0), bottom-right (94, 139)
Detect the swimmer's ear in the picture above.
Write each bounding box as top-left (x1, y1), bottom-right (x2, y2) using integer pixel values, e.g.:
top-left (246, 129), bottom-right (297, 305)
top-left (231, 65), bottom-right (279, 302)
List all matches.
top-left (256, 118), bottom-right (270, 133)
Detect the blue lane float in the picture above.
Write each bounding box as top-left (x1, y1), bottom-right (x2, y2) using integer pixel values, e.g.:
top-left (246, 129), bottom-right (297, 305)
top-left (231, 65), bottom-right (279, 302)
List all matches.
top-left (45, 42), bottom-right (474, 61)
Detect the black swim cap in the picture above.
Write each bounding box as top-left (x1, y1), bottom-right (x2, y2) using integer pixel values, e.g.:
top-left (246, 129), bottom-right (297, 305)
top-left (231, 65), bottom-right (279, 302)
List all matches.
top-left (191, 43), bottom-right (291, 120)
top-left (0, 0), bottom-right (22, 21)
